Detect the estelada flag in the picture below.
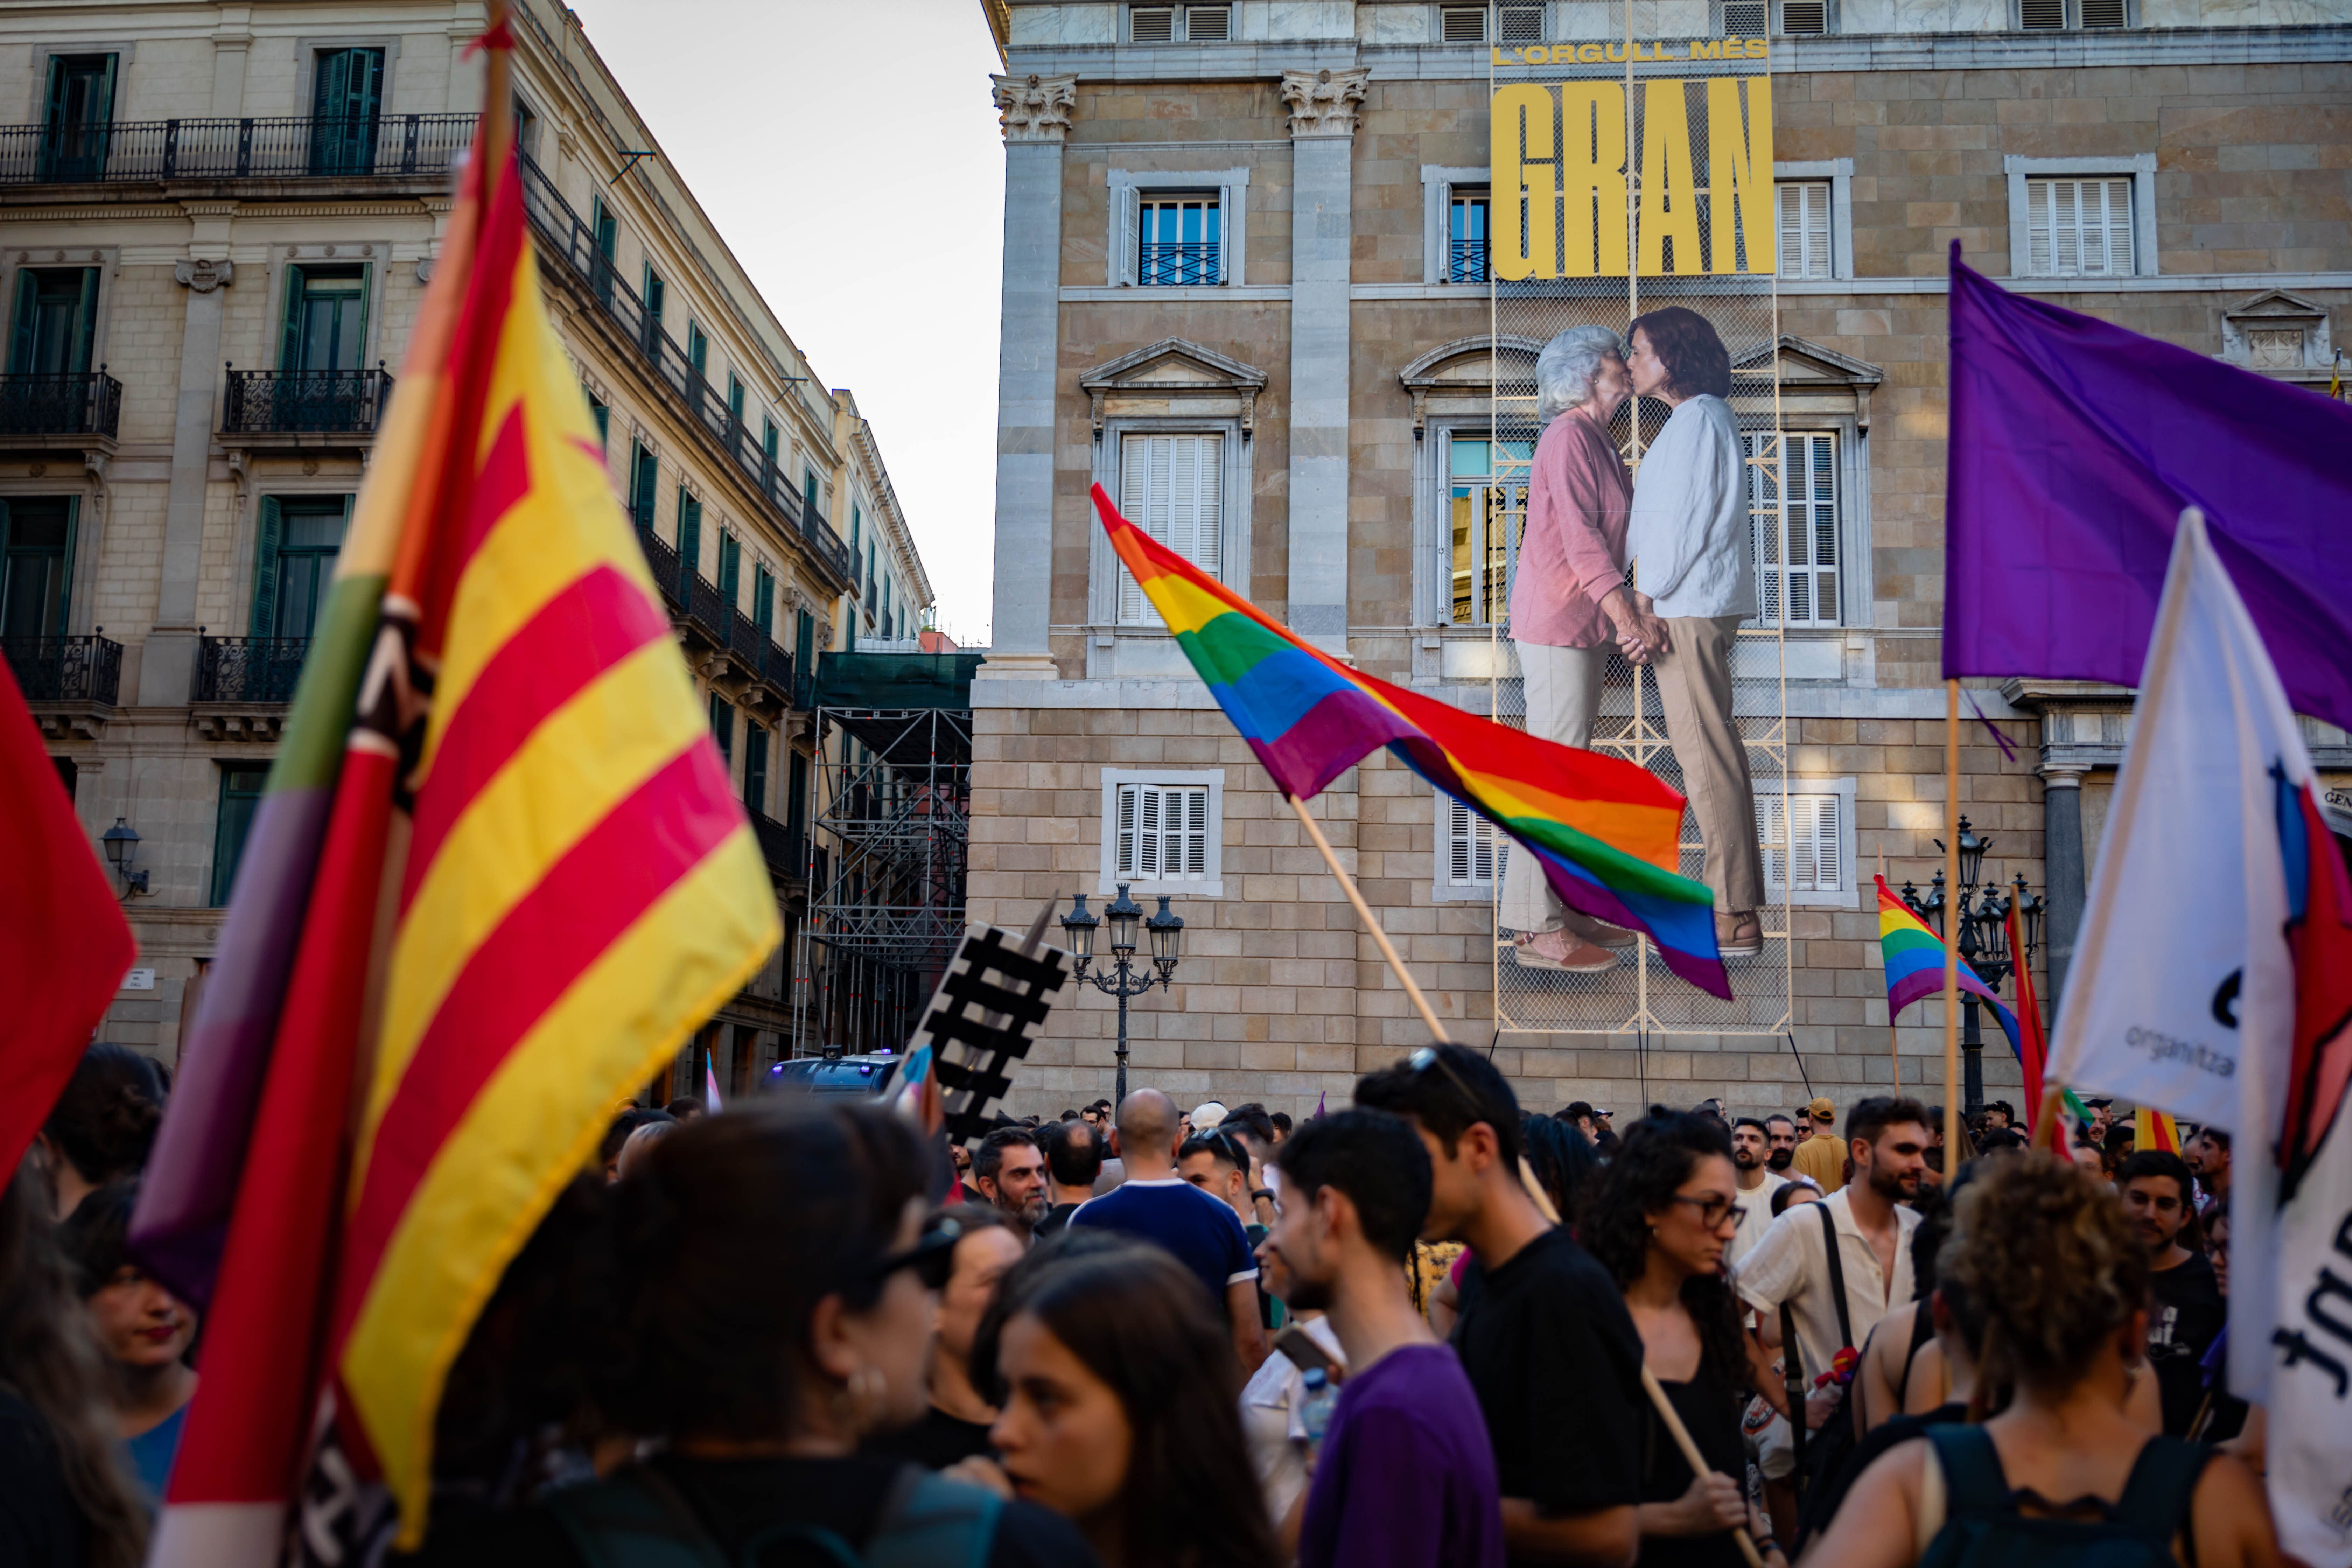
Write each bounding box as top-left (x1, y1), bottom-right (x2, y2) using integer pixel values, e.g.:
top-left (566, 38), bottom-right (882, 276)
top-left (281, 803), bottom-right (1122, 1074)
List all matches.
top-left (328, 136), bottom-right (777, 1543)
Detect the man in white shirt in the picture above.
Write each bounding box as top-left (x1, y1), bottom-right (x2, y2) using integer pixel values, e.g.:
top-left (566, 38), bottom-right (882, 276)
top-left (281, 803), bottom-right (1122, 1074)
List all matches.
top-left (1623, 305), bottom-right (1766, 958)
top-left (1727, 1116), bottom-right (1787, 1267)
top-left (1732, 1096), bottom-right (1929, 1423)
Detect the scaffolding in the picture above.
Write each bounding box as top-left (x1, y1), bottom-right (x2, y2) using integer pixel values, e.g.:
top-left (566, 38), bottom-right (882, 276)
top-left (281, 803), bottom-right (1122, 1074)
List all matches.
top-left (792, 653), bottom-right (981, 1058)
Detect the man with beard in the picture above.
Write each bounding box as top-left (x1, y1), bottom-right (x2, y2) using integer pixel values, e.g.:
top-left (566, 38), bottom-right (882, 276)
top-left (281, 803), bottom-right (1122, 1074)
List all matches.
top-left (971, 1126), bottom-right (1050, 1241)
top-left (2186, 1124), bottom-right (2232, 1222)
top-left (2119, 1148), bottom-right (2225, 1435)
top-left (1728, 1116), bottom-right (1787, 1267)
top-left (1764, 1114), bottom-right (1799, 1173)
top-left (1733, 1096), bottom-right (1928, 1417)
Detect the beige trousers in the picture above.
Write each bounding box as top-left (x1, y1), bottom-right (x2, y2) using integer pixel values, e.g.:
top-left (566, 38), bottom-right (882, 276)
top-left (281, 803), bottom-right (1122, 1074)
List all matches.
top-left (1654, 615), bottom-right (1765, 916)
top-left (1499, 641), bottom-right (1609, 934)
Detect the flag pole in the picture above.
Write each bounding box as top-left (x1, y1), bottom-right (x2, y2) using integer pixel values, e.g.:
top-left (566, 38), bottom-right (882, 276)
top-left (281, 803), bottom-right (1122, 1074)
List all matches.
top-left (1944, 679), bottom-right (1962, 1161)
top-left (1641, 1366), bottom-right (1770, 1568)
top-left (1289, 794), bottom-right (1451, 1044)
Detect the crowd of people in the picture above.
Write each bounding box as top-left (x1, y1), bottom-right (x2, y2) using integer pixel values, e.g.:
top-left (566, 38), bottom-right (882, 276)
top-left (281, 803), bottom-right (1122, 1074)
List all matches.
top-left (0, 1040), bottom-right (2281, 1568)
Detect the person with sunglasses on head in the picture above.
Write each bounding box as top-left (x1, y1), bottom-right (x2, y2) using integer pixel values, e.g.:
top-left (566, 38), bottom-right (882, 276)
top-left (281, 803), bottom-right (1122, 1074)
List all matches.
top-left (1356, 1044), bottom-right (1646, 1568)
top-left (418, 1102), bottom-right (1098, 1568)
top-left (1180, 1128), bottom-right (1287, 1334)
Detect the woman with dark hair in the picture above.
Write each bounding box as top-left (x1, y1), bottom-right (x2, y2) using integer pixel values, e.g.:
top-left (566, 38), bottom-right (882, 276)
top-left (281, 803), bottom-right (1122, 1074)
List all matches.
top-left (0, 1167), bottom-right (149, 1568)
top-left (1623, 305), bottom-right (1765, 959)
top-left (420, 1102), bottom-right (1096, 1568)
top-left (37, 1044), bottom-right (166, 1219)
top-left (1522, 1111), bottom-right (1601, 1222)
top-left (971, 1236), bottom-right (1281, 1568)
top-left (57, 1181), bottom-right (198, 1500)
top-left (1580, 1108), bottom-right (1776, 1568)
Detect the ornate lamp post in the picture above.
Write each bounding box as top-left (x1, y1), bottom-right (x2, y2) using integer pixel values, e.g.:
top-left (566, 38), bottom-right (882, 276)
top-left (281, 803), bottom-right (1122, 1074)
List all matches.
top-left (1904, 818), bottom-right (2043, 1117)
top-left (1061, 884), bottom-right (1183, 1105)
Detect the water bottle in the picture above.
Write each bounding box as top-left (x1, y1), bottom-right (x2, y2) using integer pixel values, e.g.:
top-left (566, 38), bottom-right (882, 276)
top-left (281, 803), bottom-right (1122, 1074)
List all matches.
top-left (1298, 1367), bottom-right (1337, 1456)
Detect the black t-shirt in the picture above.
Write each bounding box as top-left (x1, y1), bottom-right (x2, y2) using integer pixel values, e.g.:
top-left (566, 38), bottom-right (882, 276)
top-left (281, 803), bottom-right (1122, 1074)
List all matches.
top-left (2147, 1252), bottom-right (2226, 1436)
top-left (1032, 1202), bottom-right (1080, 1241)
top-left (1637, 1366), bottom-right (1749, 1568)
top-left (0, 1390), bottom-right (83, 1568)
top-left (1453, 1227), bottom-right (1645, 1539)
top-left (864, 1405), bottom-right (997, 1470)
top-left (405, 1453), bottom-right (1097, 1568)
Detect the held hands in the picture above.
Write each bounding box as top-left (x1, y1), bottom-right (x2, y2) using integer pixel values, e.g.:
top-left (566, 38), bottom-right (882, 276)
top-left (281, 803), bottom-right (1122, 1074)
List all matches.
top-left (1603, 588), bottom-right (1670, 665)
top-left (1660, 1471), bottom-right (1749, 1536)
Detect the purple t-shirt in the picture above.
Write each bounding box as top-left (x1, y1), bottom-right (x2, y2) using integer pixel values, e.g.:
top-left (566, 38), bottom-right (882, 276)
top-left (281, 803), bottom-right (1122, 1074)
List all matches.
top-left (1298, 1343), bottom-right (1504, 1568)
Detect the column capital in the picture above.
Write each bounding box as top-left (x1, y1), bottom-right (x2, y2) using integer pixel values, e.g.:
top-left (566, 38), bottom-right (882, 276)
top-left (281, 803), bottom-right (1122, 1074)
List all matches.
top-left (992, 73), bottom-right (1079, 144)
top-left (1282, 68), bottom-right (1370, 140)
top-left (2038, 762), bottom-right (2090, 787)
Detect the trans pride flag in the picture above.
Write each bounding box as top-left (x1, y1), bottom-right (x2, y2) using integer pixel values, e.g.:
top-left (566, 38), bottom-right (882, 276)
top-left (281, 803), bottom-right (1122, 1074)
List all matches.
top-left (1875, 874), bottom-right (2021, 1057)
top-left (1095, 486), bottom-right (1729, 998)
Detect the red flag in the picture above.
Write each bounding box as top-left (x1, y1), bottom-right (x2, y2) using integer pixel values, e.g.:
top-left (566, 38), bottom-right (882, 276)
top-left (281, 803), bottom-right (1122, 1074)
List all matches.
top-left (0, 655), bottom-right (135, 1172)
top-left (2007, 900), bottom-right (2047, 1134)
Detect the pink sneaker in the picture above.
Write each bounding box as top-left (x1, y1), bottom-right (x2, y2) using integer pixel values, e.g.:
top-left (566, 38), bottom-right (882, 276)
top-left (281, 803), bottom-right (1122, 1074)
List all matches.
top-left (1513, 930), bottom-right (1620, 973)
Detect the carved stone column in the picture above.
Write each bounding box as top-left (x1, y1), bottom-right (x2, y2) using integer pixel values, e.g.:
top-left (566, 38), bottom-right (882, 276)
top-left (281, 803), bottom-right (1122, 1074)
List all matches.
top-left (983, 74), bottom-right (1078, 679)
top-left (141, 241), bottom-right (236, 705)
top-left (1282, 69), bottom-right (1367, 650)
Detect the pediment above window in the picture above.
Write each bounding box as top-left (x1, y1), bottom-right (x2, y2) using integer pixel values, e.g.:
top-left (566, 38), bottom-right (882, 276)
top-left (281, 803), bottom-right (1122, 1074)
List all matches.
top-left (2219, 289), bottom-right (2333, 376)
top-left (1398, 334), bottom-right (1545, 432)
top-left (1732, 336), bottom-right (1886, 429)
top-left (1082, 338), bottom-right (1267, 435)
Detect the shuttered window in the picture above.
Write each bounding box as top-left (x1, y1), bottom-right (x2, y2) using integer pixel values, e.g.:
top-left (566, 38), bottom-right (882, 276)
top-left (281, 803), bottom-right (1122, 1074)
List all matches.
top-left (1776, 182), bottom-right (1832, 279)
top-left (1744, 432), bottom-right (1840, 628)
top-left (1440, 795), bottom-right (1510, 895)
top-left (1113, 781), bottom-right (1211, 882)
top-left (1117, 433), bottom-right (1222, 624)
top-left (2025, 177), bottom-right (2134, 278)
top-left (1756, 787), bottom-right (1849, 901)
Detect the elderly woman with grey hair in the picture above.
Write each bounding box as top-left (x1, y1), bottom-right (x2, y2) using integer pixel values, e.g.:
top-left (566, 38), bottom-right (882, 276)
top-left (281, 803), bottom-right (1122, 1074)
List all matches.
top-left (1503, 324), bottom-right (1647, 973)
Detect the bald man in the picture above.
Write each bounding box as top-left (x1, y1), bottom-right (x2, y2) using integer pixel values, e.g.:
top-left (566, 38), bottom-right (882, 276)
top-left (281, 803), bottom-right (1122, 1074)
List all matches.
top-left (1068, 1089), bottom-right (1269, 1372)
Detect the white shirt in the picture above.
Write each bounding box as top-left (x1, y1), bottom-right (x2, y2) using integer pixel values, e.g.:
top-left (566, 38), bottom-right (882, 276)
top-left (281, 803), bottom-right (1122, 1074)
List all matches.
top-left (1728, 1170), bottom-right (1788, 1269)
top-left (1628, 394), bottom-right (1757, 620)
top-left (1732, 1186), bottom-right (1919, 1382)
top-left (1240, 1317), bottom-right (1346, 1527)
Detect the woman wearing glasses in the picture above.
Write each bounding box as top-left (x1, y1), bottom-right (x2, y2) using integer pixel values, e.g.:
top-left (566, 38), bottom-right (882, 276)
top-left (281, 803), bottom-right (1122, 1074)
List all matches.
top-left (1581, 1109), bottom-right (1785, 1568)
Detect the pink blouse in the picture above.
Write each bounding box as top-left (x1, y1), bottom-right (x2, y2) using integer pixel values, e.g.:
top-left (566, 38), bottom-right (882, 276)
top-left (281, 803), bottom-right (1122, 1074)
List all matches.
top-left (1508, 405), bottom-right (1632, 649)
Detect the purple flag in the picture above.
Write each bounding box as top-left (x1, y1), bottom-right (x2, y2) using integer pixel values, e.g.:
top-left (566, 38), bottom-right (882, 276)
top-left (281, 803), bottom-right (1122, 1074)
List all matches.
top-left (1944, 245), bottom-right (2352, 734)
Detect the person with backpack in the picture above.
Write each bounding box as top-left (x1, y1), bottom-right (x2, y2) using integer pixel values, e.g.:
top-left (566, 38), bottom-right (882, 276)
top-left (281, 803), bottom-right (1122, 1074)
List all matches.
top-left (416, 1101), bottom-right (1098, 1568)
top-left (1802, 1151), bottom-right (2280, 1568)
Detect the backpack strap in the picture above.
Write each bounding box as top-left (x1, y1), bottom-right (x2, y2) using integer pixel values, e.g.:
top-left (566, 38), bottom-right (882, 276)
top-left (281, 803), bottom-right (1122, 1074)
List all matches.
top-left (1923, 1425), bottom-right (2012, 1520)
top-left (2114, 1436), bottom-right (2211, 1559)
top-left (1816, 1199), bottom-right (1854, 1350)
top-left (861, 1467), bottom-right (1002, 1568)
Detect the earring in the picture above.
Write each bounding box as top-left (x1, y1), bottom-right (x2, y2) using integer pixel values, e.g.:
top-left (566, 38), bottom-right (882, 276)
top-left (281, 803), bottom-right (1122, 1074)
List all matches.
top-left (846, 1365), bottom-right (888, 1432)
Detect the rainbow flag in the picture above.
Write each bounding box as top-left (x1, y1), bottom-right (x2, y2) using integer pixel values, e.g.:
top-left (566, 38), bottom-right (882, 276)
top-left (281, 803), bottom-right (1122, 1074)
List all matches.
top-left (1875, 874), bottom-right (2020, 1055)
top-left (2139, 1106), bottom-right (2181, 1153)
top-left (1096, 485), bottom-right (1728, 997)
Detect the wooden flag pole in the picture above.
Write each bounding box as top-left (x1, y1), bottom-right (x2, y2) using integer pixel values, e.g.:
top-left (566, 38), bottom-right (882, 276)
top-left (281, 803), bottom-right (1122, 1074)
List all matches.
top-left (1943, 680), bottom-right (1963, 1162)
top-left (1289, 794), bottom-right (1451, 1044)
top-left (1641, 1365), bottom-right (1769, 1568)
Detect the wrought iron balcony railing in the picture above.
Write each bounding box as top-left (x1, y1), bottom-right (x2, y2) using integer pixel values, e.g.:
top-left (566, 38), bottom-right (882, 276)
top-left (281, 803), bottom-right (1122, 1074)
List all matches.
top-left (515, 153), bottom-right (856, 586)
top-left (0, 371), bottom-right (122, 438)
top-left (751, 811), bottom-right (804, 884)
top-left (1448, 238), bottom-right (1491, 284)
top-left (2, 634), bottom-right (121, 704)
top-left (194, 635), bottom-right (309, 704)
top-left (1139, 241), bottom-right (1221, 287)
top-left (0, 113), bottom-right (476, 186)
top-left (221, 367), bottom-right (393, 436)
top-left (685, 571), bottom-right (733, 646)
top-left (636, 522), bottom-right (682, 609)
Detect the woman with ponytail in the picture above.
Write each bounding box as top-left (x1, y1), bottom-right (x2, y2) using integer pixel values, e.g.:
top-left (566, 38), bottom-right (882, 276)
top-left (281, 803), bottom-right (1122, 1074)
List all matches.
top-left (36, 1046), bottom-right (165, 1220)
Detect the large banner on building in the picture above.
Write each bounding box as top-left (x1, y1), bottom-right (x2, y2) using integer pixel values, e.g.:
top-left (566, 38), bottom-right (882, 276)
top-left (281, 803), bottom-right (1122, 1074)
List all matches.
top-left (1490, 72), bottom-right (1773, 278)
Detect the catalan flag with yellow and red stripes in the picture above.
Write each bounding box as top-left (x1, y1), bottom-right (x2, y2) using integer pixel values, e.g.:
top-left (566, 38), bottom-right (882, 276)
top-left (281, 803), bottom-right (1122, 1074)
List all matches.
top-left (329, 141), bottom-right (779, 1539)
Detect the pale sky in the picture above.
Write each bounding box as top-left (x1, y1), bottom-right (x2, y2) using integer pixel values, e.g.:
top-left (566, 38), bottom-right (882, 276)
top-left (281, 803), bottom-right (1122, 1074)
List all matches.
top-left (566, 0), bottom-right (1007, 648)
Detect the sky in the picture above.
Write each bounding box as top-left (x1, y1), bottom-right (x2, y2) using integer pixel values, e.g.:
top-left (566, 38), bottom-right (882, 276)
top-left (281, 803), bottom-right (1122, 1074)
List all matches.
top-left (565, 0), bottom-right (1007, 647)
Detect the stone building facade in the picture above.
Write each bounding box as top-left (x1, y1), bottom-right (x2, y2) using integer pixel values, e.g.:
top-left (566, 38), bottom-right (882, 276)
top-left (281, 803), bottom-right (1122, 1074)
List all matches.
top-left (969, 0), bottom-right (2352, 1121)
top-left (1, 0), bottom-right (932, 1089)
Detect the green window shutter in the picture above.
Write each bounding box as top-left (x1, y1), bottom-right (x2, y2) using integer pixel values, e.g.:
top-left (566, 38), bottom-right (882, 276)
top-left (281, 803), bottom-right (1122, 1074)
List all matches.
top-left (629, 441), bottom-right (658, 527)
top-left (718, 532), bottom-right (740, 605)
top-left (709, 694), bottom-right (733, 765)
top-left (587, 394), bottom-right (609, 448)
top-left (211, 763), bottom-right (271, 906)
top-left (279, 265), bottom-right (308, 371)
top-left (676, 490), bottom-right (701, 577)
top-left (850, 505), bottom-right (861, 556)
top-left (762, 419), bottom-right (780, 466)
top-left (743, 722), bottom-right (768, 814)
top-left (802, 470), bottom-right (819, 526)
top-left (753, 565), bottom-right (775, 637)
top-left (71, 267), bottom-right (98, 374)
top-left (795, 608), bottom-right (814, 668)
top-left (8, 270), bottom-right (35, 375)
top-left (787, 751), bottom-right (807, 835)
top-left (250, 495), bottom-right (284, 638)
top-left (687, 324), bottom-right (707, 379)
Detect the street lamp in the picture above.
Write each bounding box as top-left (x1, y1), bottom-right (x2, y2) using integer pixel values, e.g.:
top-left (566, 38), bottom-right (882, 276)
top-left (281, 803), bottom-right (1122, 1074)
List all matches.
top-left (1910, 818), bottom-right (2042, 1117)
top-left (1062, 883), bottom-right (1183, 1104)
top-left (101, 818), bottom-right (147, 897)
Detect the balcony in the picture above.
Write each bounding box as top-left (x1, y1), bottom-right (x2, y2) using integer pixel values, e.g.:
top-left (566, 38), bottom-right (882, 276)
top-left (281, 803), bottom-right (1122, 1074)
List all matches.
top-left (750, 811), bottom-right (804, 887)
top-left (1448, 238), bottom-right (1490, 284)
top-left (220, 367), bottom-right (393, 446)
top-left (0, 114), bottom-right (475, 188)
top-left (1139, 240), bottom-right (1221, 287)
top-left (0, 371), bottom-right (122, 453)
top-left (516, 154), bottom-right (855, 589)
top-left (194, 635), bottom-right (308, 705)
top-left (4, 635), bottom-right (121, 737)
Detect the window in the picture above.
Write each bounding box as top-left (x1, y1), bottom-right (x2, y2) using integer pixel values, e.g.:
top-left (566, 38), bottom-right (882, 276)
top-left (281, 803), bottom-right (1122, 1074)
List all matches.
top-left (676, 489), bottom-right (702, 578)
top-left (1780, 0), bottom-right (1830, 30)
top-left (709, 694), bottom-right (733, 767)
top-left (1498, 5), bottom-right (1545, 40)
top-left (718, 531), bottom-right (741, 607)
top-left (687, 323), bottom-right (709, 388)
top-left (1755, 779), bottom-right (1856, 906)
top-left (1441, 7), bottom-right (1489, 41)
top-left (1744, 432), bottom-right (1840, 627)
top-left (0, 497), bottom-right (76, 638)
top-left (2025, 177), bottom-right (2134, 278)
top-left (795, 607), bottom-right (816, 673)
top-left (1723, 0), bottom-right (1770, 33)
top-left (512, 94), bottom-right (540, 162)
top-left (1102, 770), bottom-right (1224, 894)
top-left (1449, 190), bottom-right (1490, 284)
top-left (310, 47), bottom-right (385, 175)
top-left (279, 265), bottom-right (369, 373)
top-left (586, 391), bottom-right (609, 448)
top-left (1184, 4), bottom-right (1230, 38)
top-left (251, 495), bottom-right (351, 641)
top-left (628, 441), bottom-right (659, 530)
top-left (1447, 435), bottom-right (1532, 628)
top-left (1132, 5), bottom-right (1176, 39)
top-left (761, 417), bottom-right (781, 475)
top-left (1135, 194), bottom-right (1222, 286)
top-left (589, 197), bottom-right (619, 308)
top-left (9, 268), bottom-right (99, 375)
top-left (1776, 182), bottom-right (1832, 280)
top-left (642, 265), bottom-right (667, 363)
top-left (41, 54), bottom-right (116, 182)
top-left (1435, 793), bottom-right (1509, 900)
top-left (803, 470), bottom-right (822, 532)
top-left (1116, 433), bottom-right (1223, 624)
top-left (787, 750), bottom-right (808, 836)
top-left (2021, 0), bottom-right (2124, 24)
top-left (726, 373), bottom-right (746, 430)
top-left (753, 563), bottom-right (777, 638)
top-left (211, 763), bottom-right (271, 906)
top-left (743, 721), bottom-right (769, 814)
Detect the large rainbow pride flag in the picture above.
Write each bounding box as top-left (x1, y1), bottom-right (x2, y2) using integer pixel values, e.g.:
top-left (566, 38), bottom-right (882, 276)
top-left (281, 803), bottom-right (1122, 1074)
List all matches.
top-left (1096, 486), bottom-right (1729, 998)
top-left (1876, 873), bottom-right (2020, 1055)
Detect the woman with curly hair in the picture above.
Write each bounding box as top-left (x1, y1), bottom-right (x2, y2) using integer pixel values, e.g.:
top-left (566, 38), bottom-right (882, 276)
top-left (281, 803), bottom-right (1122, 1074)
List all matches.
top-left (37, 1045), bottom-right (165, 1219)
top-left (1806, 1152), bottom-right (2279, 1568)
top-left (1580, 1108), bottom-right (1777, 1568)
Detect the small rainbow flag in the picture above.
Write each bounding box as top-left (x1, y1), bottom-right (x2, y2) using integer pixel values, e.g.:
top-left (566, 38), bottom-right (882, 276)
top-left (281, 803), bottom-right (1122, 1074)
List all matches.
top-left (1875, 874), bottom-right (2020, 1054)
top-left (1096, 485), bottom-right (1728, 997)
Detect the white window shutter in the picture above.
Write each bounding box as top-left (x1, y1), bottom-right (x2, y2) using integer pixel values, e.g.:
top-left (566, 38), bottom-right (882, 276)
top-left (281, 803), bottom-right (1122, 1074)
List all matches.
top-left (1116, 784), bottom-right (1140, 876)
top-left (1116, 434), bottom-right (1222, 625)
top-left (1184, 787), bottom-right (1208, 877)
top-left (2027, 178), bottom-right (2053, 275)
top-left (1776, 183), bottom-right (1830, 280)
top-left (1756, 786), bottom-right (1850, 898)
top-left (1139, 785), bottom-right (1164, 877)
top-left (1756, 794), bottom-right (1788, 892)
top-left (1121, 184), bottom-right (1141, 286)
top-left (2102, 178), bottom-right (2134, 276)
top-left (1445, 797), bottom-right (1503, 891)
top-left (1745, 433), bottom-right (1783, 625)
